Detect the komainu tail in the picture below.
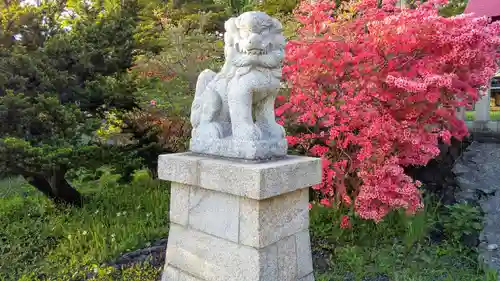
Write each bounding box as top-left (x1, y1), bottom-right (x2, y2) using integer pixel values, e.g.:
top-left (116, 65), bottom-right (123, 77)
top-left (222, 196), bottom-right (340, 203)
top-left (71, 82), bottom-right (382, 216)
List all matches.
top-left (190, 69), bottom-right (217, 129)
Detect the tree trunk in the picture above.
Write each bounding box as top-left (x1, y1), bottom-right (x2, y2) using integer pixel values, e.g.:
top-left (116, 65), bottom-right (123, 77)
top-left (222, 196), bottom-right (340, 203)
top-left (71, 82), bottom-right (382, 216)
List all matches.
top-left (24, 172), bottom-right (83, 207)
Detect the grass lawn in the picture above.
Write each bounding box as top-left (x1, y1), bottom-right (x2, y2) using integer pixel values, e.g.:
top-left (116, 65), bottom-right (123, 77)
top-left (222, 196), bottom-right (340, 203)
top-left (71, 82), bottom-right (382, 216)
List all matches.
top-left (465, 111), bottom-right (500, 121)
top-left (0, 170), bottom-right (170, 281)
top-left (0, 170), bottom-right (497, 281)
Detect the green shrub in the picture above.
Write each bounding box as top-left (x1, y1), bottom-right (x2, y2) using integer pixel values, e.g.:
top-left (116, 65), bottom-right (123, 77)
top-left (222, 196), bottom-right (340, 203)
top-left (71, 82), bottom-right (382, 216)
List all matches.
top-left (162, 1), bottom-right (231, 33)
top-left (178, 10), bottom-right (230, 33)
top-left (133, 28), bottom-right (224, 116)
top-left (252, 0), bottom-right (299, 15)
top-left (119, 108), bottom-right (191, 178)
top-left (89, 27), bottom-right (224, 180)
top-left (309, 194), bottom-right (493, 281)
top-left (441, 203), bottom-right (483, 242)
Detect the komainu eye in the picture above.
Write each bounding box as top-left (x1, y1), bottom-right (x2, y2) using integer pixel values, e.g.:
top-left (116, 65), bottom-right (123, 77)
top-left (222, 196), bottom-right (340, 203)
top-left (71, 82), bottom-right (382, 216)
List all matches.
top-left (240, 29), bottom-right (249, 37)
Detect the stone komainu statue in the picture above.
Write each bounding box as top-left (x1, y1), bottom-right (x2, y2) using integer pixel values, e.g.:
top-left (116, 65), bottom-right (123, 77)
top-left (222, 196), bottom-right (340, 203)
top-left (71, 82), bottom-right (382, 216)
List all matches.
top-left (189, 11), bottom-right (287, 160)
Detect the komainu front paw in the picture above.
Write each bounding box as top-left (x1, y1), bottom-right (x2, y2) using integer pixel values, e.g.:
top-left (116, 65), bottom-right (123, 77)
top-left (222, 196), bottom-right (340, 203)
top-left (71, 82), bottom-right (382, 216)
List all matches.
top-left (256, 122), bottom-right (285, 139)
top-left (269, 123), bottom-right (285, 139)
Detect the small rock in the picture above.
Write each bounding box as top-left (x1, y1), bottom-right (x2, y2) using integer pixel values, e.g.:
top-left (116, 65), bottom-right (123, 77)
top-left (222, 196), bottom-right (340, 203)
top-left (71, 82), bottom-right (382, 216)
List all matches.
top-left (462, 233), bottom-right (479, 248)
top-left (362, 273), bottom-right (390, 281)
top-left (153, 238), bottom-right (169, 246)
top-left (487, 244), bottom-right (498, 251)
top-left (343, 272), bottom-right (355, 281)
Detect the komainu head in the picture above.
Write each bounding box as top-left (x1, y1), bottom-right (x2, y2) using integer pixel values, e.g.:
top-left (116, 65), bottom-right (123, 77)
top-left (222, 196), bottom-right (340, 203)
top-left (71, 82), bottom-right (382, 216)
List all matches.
top-left (223, 11), bottom-right (285, 70)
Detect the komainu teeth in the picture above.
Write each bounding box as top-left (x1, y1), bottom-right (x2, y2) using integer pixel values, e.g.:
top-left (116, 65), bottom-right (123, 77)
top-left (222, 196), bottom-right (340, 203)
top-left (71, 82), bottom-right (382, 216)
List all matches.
top-left (240, 49), bottom-right (267, 55)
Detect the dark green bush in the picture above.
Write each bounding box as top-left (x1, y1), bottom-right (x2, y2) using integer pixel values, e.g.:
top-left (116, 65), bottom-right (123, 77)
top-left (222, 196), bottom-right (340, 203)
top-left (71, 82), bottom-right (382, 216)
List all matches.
top-left (0, 1), bottom-right (149, 206)
top-left (163, 1), bottom-right (231, 33)
top-left (252, 0), bottom-right (300, 15)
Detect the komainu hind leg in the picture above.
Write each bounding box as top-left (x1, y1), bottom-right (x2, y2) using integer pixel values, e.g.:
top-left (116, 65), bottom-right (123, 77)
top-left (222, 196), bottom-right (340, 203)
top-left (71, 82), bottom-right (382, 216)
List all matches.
top-left (191, 69), bottom-right (224, 139)
top-left (191, 69), bottom-right (217, 128)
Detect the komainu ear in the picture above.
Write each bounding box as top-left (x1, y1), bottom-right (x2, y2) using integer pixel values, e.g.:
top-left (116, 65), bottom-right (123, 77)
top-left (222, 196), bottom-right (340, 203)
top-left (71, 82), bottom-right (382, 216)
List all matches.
top-left (271, 18), bottom-right (283, 32)
top-left (272, 33), bottom-right (286, 48)
top-left (224, 17), bottom-right (239, 46)
top-left (231, 16), bottom-right (241, 30)
top-left (225, 17), bottom-right (237, 33)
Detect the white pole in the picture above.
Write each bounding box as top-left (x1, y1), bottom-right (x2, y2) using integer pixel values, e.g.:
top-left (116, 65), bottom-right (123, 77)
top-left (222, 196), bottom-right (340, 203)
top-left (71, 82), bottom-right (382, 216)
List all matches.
top-left (397, 0), bottom-right (407, 9)
top-left (475, 87), bottom-right (491, 122)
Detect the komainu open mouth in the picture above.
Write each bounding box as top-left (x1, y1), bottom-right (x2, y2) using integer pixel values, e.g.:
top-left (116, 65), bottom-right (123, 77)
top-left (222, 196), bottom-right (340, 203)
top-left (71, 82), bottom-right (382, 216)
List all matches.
top-left (235, 43), bottom-right (270, 56)
top-left (242, 48), bottom-right (267, 55)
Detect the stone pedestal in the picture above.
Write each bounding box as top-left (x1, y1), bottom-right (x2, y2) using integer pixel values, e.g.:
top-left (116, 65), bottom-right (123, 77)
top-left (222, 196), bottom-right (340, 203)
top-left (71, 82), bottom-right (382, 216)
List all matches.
top-left (158, 152), bottom-right (321, 281)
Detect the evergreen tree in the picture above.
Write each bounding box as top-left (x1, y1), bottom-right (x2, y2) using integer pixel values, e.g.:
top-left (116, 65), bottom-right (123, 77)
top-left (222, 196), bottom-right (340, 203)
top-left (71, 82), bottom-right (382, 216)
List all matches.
top-left (0, 0), bottom-right (147, 205)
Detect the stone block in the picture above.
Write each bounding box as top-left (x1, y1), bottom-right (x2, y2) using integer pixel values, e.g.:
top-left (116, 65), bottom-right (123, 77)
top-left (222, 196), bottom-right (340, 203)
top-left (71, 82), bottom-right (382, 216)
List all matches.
top-left (486, 121), bottom-right (499, 132)
top-left (158, 153), bottom-right (203, 186)
top-left (169, 183), bottom-right (190, 226)
top-left (165, 224), bottom-right (279, 281)
top-left (239, 188), bottom-right (309, 248)
top-left (158, 153), bottom-right (321, 200)
top-left (188, 186), bottom-right (239, 242)
top-left (162, 266), bottom-right (204, 281)
top-left (160, 152), bottom-right (320, 281)
top-left (190, 135), bottom-right (288, 160)
top-left (277, 235), bottom-right (298, 281)
top-left (295, 230), bottom-right (314, 278)
top-left (162, 266), bottom-right (178, 281)
top-left (299, 273), bottom-right (315, 281)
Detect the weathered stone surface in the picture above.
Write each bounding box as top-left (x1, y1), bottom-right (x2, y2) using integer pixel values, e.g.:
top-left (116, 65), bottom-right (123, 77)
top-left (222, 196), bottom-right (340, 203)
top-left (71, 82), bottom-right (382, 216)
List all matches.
top-left (239, 188), bottom-right (309, 248)
top-left (299, 273), bottom-right (315, 281)
top-left (162, 266), bottom-right (179, 281)
top-left (158, 154), bottom-right (203, 186)
top-left (488, 244), bottom-right (499, 251)
top-left (158, 153), bottom-right (321, 200)
top-left (160, 152), bottom-right (320, 281)
top-left (277, 235), bottom-right (297, 281)
top-left (296, 230), bottom-right (314, 278)
top-left (170, 183), bottom-right (190, 226)
top-left (188, 11), bottom-right (287, 160)
top-left (189, 186), bottom-right (239, 242)
top-left (190, 136), bottom-right (287, 160)
top-left (162, 265), bottom-right (205, 281)
top-left (453, 141), bottom-right (500, 278)
top-left (164, 223), bottom-right (279, 281)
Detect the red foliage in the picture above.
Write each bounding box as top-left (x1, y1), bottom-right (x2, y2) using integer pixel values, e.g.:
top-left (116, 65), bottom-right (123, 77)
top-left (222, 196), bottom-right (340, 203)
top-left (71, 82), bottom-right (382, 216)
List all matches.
top-left (278, 0), bottom-right (500, 222)
top-left (132, 68), bottom-right (176, 81)
top-left (340, 215), bottom-right (352, 229)
top-left (124, 108), bottom-right (191, 153)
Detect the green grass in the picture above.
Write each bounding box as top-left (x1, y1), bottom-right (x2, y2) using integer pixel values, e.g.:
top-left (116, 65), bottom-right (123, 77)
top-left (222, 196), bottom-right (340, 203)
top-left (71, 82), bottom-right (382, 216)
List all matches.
top-left (465, 111), bottom-right (500, 121)
top-left (0, 172), bottom-right (496, 281)
top-left (309, 193), bottom-right (496, 281)
top-left (0, 169), bottom-right (170, 281)
top-left (0, 177), bottom-right (32, 198)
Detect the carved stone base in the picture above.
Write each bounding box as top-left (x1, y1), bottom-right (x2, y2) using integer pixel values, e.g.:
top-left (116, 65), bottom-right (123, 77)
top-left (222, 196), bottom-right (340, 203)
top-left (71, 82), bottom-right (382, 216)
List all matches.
top-left (158, 153), bottom-right (321, 281)
top-left (189, 135), bottom-right (288, 160)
